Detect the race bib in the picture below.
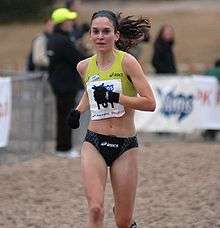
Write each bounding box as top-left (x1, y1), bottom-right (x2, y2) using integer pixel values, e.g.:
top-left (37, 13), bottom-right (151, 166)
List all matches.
top-left (87, 79), bottom-right (125, 120)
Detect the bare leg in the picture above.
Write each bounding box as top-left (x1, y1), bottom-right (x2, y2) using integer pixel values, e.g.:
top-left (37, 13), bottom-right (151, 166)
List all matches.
top-left (110, 148), bottom-right (138, 228)
top-left (81, 142), bottom-right (108, 228)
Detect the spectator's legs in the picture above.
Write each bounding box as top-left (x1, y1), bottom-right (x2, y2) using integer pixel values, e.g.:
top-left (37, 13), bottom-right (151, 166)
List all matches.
top-left (55, 94), bottom-right (76, 151)
top-left (202, 130), bottom-right (217, 141)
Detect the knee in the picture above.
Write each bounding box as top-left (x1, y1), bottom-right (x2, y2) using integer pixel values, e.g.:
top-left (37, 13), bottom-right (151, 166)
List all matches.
top-left (88, 204), bottom-right (104, 223)
top-left (115, 216), bottom-right (132, 228)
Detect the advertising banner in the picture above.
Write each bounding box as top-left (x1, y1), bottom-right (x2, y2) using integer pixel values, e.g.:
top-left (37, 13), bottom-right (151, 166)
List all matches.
top-left (135, 75), bottom-right (219, 132)
top-left (0, 77), bottom-right (12, 147)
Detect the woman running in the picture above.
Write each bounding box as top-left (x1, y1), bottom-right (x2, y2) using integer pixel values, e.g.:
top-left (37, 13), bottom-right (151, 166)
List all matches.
top-left (68, 10), bottom-right (156, 228)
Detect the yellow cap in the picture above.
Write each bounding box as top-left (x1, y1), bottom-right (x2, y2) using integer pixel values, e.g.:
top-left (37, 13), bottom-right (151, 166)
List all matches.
top-left (51, 8), bottom-right (78, 24)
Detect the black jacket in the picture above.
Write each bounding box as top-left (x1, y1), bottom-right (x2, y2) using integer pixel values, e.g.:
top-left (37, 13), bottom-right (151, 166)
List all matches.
top-left (47, 26), bottom-right (86, 95)
top-left (152, 40), bottom-right (177, 74)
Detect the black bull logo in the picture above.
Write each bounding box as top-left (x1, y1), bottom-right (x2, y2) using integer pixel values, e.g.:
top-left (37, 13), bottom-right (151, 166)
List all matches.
top-left (92, 83), bottom-right (115, 109)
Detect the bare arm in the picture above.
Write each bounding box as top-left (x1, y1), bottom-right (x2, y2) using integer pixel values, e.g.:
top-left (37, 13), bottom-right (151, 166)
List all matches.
top-left (119, 53), bottom-right (156, 112)
top-left (75, 59), bottom-right (90, 114)
top-left (75, 90), bottom-right (90, 114)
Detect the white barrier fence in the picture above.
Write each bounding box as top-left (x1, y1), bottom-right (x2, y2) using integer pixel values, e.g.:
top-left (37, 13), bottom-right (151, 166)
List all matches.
top-left (0, 72), bottom-right (48, 163)
top-left (0, 78), bottom-right (11, 147)
top-left (0, 74), bottom-right (220, 148)
top-left (135, 75), bottom-right (220, 133)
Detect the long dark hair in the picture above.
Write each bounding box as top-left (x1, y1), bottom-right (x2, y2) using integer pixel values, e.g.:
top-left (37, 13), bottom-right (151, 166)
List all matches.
top-left (91, 10), bottom-right (151, 51)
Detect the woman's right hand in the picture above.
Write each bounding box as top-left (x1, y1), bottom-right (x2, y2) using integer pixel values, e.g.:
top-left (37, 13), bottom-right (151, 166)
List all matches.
top-left (67, 109), bottom-right (81, 129)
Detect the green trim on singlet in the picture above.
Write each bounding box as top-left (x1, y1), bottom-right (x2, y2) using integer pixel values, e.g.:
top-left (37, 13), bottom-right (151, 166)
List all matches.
top-left (84, 50), bottom-right (137, 97)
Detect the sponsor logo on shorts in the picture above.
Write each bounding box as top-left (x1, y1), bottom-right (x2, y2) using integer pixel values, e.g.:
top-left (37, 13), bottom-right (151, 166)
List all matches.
top-left (100, 141), bottom-right (119, 148)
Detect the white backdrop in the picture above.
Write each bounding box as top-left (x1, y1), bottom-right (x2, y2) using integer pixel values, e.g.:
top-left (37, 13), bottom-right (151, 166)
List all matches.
top-left (135, 75), bottom-right (220, 133)
top-left (0, 77), bottom-right (12, 147)
top-left (0, 75), bottom-right (219, 147)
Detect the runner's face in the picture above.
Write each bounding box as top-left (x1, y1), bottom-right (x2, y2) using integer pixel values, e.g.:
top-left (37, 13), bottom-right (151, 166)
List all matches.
top-left (90, 17), bottom-right (119, 52)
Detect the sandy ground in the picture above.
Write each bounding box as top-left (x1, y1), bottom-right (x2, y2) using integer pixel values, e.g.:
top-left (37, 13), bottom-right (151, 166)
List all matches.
top-left (0, 139), bottom-right (220, 228)
top-left (0, 1), bottom-right (220, 227)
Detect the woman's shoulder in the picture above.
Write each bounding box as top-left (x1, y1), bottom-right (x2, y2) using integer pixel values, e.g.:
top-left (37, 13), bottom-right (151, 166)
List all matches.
top-left (122, 52), bottom-right (139, 67)
top-left (77, 57), bottom-right (93, 76)
top-left (121, 51), bottom-right (142, 76)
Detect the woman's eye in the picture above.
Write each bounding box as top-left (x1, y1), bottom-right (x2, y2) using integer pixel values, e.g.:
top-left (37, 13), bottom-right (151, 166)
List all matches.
top-left (103, 29), bottom-right (111, 34)
top-left (91, 28), bottom-right (112, 36)
top-left (92, 30), bottom-right (99, 34)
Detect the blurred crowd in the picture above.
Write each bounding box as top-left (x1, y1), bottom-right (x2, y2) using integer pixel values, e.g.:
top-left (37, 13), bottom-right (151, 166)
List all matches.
top-left (25, 0), bottom-right (219, 154)
top-left (26, 0), bottom-right (220, 76)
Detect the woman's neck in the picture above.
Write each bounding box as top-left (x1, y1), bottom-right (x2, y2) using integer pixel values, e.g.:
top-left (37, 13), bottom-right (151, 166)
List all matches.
top-left (96, 49), bottom-right (117, 70)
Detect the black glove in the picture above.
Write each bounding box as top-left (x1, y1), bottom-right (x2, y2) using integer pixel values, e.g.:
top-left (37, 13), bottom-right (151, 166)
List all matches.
top-left (67, 109), bottom-right (81, 129)
top-left (106, 90), bottom-right (120, 103)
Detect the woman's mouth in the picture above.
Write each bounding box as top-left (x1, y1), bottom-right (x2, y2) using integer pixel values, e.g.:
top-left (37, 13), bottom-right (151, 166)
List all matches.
top-left (96, 42), bottom-right (106, 45)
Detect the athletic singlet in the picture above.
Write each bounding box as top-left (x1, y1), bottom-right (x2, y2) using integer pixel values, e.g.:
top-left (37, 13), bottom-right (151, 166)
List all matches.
top-left (84, 50), bottom-right (137, 120)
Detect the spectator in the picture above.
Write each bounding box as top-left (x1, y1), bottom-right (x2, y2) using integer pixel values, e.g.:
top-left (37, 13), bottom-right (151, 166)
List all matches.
top-left (65, 0), bottom-right (95, 57)
top-left (65, 0), bottom-right (84, 42)
top-left (204, 59), bottom-right (220, 81)
top-left (75, 22), bottom-right (95, 57)
top-left (48, 8), bottom-right (86, 157)
top-left (202, 58), bottom-right (220, 141)
top-left (26, 17), bottom-right (53, 72)
top-left (151, 24), bottom-right (177, 75)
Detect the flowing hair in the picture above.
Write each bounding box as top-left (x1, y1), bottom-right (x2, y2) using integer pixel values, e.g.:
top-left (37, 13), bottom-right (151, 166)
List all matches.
top-left (91, 10), bottom-right (151, 51)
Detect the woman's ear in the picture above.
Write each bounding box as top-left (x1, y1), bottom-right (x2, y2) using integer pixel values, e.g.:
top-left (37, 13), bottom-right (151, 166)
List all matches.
top-left (115, 31), bottom-right (120, 42)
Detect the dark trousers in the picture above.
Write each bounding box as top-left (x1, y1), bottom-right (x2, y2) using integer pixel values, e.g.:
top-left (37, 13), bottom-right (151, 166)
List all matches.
top-left (202, 130), bottom-right (219, 141)
top-left (55, 94), bottom-right (76, 151)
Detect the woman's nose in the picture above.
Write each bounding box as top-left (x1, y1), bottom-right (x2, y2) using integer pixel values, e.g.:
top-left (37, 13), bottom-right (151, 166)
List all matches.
top-left (97, 32), bottom-right (104, 39)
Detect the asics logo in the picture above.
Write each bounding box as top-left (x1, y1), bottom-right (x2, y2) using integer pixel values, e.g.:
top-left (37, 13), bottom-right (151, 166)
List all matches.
top-left (100, 142), bottom-right (119, 148)
top-left (109, 72), bottom-right (123, 78)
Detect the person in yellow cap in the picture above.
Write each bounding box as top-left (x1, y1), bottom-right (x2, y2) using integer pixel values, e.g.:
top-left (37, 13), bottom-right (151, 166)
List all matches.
top-left (65, 0), bottom-right (83, 42)
top-left (47, 8), bottom-right (86, 158)
top-left (51, 8), bottom-right (78, 24)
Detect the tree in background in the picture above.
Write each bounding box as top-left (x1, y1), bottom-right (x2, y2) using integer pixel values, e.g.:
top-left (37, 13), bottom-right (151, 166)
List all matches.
top-left (0, 0), bottom-right (55, 22)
